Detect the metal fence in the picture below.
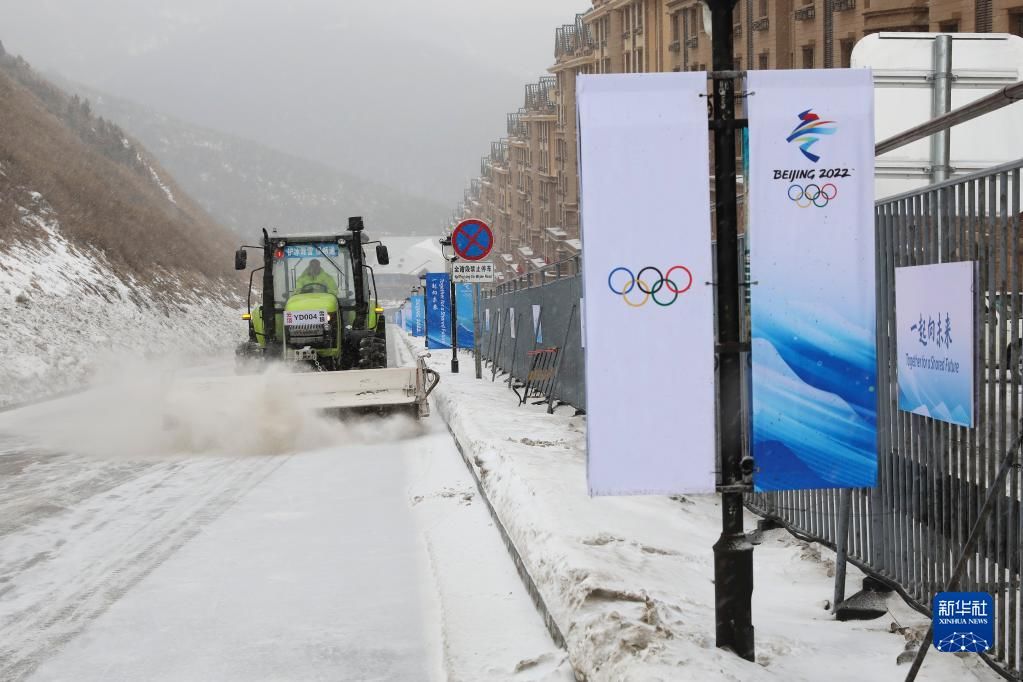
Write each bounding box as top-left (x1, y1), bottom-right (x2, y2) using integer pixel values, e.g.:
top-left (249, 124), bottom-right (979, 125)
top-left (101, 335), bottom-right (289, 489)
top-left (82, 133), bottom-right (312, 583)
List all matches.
top-left (748, 160), bottom-right (1023, 679)
top-left (474, 171), bottom-right (1022, 678)
top-left (479, 259), bottom-right (585, 411)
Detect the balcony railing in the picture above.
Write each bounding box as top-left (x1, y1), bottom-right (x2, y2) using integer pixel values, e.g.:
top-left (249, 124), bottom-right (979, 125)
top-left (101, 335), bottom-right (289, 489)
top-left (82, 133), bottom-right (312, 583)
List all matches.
top-left (753, 17), bottom-right (770, 31)
top-left (794, 5), bottom-right (816, 20)
top-left (685, 35), bottom-right (698, 48)
top-left (834, 0), bottom-right (855, 10)
top-left (669, 39), bottom-right (681, 52)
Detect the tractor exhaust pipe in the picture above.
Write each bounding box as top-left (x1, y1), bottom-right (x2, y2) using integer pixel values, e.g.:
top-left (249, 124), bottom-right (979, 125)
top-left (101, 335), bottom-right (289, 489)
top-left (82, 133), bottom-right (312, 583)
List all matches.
top-left (262, 228), bottom-right (278, 351)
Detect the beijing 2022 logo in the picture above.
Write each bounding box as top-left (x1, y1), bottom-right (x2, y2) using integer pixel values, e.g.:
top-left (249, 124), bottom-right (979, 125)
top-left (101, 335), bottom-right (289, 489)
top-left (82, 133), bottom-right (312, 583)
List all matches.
top-left (607, 266), bottom-right (692, 307)
top-left (786, 109), bottom-right (837, 163)
top-left (773, 108), bottom-right (848, 210)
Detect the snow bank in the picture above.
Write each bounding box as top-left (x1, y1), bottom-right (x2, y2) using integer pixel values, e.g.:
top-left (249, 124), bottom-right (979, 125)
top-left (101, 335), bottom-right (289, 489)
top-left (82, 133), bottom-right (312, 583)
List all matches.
top-left (397, 330), bottom-right (999, 682)
top-left (0, 190), bottom-right (237, 408)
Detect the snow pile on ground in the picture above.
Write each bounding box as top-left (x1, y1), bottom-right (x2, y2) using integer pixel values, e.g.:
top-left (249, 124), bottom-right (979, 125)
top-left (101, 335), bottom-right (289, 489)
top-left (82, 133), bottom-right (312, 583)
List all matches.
top-left (0, 189), bottom-right (239, 408)
top-left (397, 330), bottom-right (999, 682)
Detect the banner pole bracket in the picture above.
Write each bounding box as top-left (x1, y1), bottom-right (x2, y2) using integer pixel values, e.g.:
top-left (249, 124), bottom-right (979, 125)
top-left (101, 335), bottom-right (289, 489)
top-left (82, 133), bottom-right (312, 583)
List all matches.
top-left (716, 483), bottom-right (753, 494)
top-left (716, 342), bottom-right (751, 354)
top-left (708, 118), bottom-right (749, 130)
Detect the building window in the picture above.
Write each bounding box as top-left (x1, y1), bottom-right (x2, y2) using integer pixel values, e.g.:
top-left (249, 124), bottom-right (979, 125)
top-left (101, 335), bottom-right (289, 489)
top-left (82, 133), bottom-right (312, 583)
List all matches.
top-left (635, 3), bottom-right (643, 30)
top-left (624, 8), bottom-right (631, 33)
top-left (625, 52), bottom-right (632, 73)
top-left (802, 45), bottom-right (815, 68)
top-left (840, 39), bottom-right (854, 68)
top-left (759, 51), bottom-right (769, 70)
top-left (735, 56), bottom-right (742, 71)
top-left (759, 0), bottom-right (768, 17)
top-left (938, 20), bottom-right (960, 33)
top-left (1010, 12), bottom-right (1023, 38)
top-left (671, 12), bottom-right (680, 41)
top-left (636, 48), bottom-right (644, 72)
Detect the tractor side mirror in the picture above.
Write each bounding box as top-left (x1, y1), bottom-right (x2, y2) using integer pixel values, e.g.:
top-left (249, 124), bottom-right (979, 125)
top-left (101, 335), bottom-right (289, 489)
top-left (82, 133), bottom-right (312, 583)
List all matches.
top-left (376, 245), bottom-right (390, 265)
top-left (234, 248), bottom-right (248, 270)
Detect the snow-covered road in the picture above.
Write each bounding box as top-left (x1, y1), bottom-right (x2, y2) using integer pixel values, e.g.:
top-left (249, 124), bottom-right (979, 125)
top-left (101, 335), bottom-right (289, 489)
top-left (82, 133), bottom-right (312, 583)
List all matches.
top-left (0, 340), bottom-right (569, 681)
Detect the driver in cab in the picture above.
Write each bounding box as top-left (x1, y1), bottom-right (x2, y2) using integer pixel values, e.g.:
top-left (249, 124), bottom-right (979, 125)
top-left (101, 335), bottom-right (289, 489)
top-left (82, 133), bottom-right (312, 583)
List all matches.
top-left (295, 259), bottom-right (337, 295)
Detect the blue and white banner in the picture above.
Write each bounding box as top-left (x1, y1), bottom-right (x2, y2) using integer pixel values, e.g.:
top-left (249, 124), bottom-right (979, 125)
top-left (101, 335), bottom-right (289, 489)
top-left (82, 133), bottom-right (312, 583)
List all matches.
top-left (748, 69), bottom-right (877, 491)
top-left (425, 273), bottom-right (451, 349)
top-left (411, 295), bottom-right (425, 337)
top-left (578, 72), bottom-right (716, 495)
top-left (532, 304), bottom-right (543, 344)
top-left (455, 283), bottom-right (474, 348)
top-left (896, 262), bottom-right (975, 426)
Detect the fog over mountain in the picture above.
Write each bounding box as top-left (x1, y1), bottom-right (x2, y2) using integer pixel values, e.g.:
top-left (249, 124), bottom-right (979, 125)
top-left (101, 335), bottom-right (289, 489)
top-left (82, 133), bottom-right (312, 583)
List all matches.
top-left (0, 0), bottom-right (584, 211)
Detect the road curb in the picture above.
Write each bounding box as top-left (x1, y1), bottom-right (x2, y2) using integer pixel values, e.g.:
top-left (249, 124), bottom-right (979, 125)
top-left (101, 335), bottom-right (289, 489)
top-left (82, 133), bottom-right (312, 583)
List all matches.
top-left (396, 331), bottom-right (572, 658)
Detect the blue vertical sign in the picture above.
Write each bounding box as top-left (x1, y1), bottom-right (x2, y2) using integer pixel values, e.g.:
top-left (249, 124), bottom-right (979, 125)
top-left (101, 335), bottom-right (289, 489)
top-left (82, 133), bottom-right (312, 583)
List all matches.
top-left (411, 295), bottom-right (425, 337)
top-left (455, 283), bottom-right (474, 348)
top-left (426, 273), bottom-right (451, 349)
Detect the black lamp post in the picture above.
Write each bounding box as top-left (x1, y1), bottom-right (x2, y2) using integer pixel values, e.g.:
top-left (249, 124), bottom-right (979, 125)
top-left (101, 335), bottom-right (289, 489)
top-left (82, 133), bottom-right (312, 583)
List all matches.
top-left (706, 0), bottom-right (755, 664)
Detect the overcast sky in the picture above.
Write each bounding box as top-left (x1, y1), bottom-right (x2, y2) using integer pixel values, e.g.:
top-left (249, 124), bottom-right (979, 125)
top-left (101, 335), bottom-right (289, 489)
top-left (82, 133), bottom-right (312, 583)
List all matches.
top-left (0, 0), bottom-right (588, 209)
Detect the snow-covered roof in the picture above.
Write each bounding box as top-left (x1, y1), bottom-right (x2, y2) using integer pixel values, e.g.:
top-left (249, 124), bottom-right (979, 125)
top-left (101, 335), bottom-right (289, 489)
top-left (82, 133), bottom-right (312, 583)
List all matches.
top-left (530, 258), bottom-right (547, 270)
top-left (517, 246), bottom-right (534, 257)
top-left (564, 239), bottom-right (582, 252)
top-left (546, 227), bottom-right (567, 239)
top-left (373, 236), bottom-right (447, 276)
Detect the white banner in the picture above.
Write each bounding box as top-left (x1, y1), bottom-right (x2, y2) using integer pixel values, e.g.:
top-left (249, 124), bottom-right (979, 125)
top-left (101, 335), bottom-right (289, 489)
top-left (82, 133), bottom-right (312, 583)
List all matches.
top-left (747, 69), bottom-right (877, 491)
top-left (578, 73), bottom-right (715, 496)
top-left (896, 262), bottom-right (975, 426)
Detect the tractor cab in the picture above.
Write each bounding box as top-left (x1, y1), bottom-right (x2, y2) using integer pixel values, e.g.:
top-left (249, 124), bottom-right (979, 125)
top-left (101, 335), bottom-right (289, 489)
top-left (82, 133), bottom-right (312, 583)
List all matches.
top-left (235, 217), bottom-right (390, 371)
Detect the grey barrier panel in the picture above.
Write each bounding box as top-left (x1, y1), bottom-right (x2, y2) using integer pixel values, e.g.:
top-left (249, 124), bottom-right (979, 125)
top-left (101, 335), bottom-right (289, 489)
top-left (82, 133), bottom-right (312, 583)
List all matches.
top-left (481, 275), bottom-right (585, 411)
top-left (746, 159), bottom-right (1023, 679)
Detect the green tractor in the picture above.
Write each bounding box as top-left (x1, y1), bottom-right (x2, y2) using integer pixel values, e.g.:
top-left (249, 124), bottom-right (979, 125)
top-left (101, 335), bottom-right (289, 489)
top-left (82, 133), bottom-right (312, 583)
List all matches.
top-left (228, 216), bottom-right (438, 417)
top-left (235, 217), bottom-right (389, 370)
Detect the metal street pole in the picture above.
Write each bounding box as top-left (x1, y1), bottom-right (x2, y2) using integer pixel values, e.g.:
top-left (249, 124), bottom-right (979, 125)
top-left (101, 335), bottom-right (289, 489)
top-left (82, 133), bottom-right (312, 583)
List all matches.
top-left (707, 0), bottom-right (755, 663)
top-left (450, 256), bottom-right (459, 374)
top-left (473, 283), bottom-right (482, 379)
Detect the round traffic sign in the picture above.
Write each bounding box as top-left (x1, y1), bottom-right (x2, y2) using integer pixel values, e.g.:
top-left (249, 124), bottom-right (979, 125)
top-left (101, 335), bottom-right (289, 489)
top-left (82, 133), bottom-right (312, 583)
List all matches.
top-left (452, 219), bottom-right (493, 261)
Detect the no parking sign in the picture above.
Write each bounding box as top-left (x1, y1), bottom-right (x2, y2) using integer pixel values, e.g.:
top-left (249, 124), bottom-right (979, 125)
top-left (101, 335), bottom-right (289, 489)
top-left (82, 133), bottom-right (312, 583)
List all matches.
top-left (452, 219), bottom-right (493, 261)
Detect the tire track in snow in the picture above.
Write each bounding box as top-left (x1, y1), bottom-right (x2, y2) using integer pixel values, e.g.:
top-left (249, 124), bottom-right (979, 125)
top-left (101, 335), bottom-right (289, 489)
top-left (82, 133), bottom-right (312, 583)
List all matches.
top-left (0, 454), bottom-right (287, 681)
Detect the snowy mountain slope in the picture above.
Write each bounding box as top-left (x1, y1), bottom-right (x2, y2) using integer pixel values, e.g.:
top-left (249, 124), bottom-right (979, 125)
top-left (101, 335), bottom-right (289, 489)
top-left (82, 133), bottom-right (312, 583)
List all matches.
top-left (0, 54), bottom-right (242, 407)
top-left (65, 82), bottom-right (450, 239)
top-left (0, 52), bottom-right (237, 280)
top-left (0, 191), bottom-right (239, 408)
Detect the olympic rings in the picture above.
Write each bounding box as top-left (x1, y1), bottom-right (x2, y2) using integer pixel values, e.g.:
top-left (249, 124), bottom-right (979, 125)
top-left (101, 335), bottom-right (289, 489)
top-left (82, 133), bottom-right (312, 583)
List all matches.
top-left (787, 182), bottom-right (838, 208)
top-left (607, 266), bottom-right (693, 307)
